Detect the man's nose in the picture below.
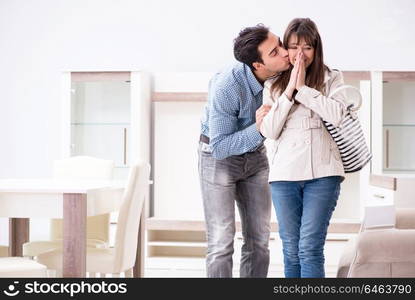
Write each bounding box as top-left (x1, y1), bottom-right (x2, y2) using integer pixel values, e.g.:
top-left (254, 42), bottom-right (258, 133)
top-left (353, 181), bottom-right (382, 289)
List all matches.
top-left (281, 47), bottom-right (288, 57)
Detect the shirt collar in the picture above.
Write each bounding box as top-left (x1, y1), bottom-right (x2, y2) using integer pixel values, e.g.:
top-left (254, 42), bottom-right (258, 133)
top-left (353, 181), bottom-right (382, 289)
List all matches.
top-left (244, 64), bottom-right (263, 96)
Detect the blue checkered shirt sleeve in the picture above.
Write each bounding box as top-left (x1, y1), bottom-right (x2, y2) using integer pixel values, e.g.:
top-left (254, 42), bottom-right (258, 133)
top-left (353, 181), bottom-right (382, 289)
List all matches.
top-left (208, 87), bottom-right (264, 160)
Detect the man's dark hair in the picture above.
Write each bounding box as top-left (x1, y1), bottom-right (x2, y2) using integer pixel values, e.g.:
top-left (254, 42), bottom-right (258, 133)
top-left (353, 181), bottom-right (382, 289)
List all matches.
top-left (233, 24), bottom-right (270, 71)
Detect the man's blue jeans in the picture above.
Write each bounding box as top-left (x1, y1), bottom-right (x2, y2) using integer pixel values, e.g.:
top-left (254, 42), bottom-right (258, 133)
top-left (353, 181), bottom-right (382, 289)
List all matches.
top-left (270, 176), bottom-right (342, 278)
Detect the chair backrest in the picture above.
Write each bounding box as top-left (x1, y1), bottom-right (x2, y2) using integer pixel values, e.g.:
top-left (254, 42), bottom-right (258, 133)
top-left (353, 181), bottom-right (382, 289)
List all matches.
top-left (395, 208), bottom-right (415, 229)
top-left (51, 156), bottom-right (114, 241)
top-left (113, 161), bottom-right (150, 272)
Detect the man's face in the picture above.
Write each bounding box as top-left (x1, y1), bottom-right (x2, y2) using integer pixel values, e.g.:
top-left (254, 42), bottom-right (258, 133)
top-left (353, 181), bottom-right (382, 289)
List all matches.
top-left (255, 33), bottom-right (289, 77)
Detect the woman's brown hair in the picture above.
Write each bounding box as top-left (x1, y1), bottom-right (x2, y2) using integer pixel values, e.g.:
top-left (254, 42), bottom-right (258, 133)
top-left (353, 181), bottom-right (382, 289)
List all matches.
top-left (270, 18), bottom-right (329, 99)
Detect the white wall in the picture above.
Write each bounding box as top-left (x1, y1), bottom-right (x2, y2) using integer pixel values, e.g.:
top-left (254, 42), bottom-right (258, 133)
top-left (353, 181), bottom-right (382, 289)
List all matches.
top-left (1, 0), bottom-right (415, 242)
top-left (1, 0), bottom-right (415, 178)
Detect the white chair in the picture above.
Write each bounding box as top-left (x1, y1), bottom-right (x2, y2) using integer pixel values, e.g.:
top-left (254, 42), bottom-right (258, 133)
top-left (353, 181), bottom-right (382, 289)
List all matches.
top-left (0, 258), bottom-right (47, 277)
top-left (22, 156), bottom-right (114, 257)
top-left (36, 161), bottom-right (150, 277)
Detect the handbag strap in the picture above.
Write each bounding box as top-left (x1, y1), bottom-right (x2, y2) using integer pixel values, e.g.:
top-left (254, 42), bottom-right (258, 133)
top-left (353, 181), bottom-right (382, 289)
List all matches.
top-left (328, 84), bottom-right (363, 112)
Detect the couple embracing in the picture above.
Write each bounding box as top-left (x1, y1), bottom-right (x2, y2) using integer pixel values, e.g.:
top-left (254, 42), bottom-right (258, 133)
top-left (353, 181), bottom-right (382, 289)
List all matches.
top-left (198, 18), bottom-right (346, 278)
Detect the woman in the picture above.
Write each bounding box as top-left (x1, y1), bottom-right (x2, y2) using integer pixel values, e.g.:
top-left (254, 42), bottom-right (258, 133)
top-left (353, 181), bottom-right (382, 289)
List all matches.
top-left (260, 18), bottom-right (346, 278)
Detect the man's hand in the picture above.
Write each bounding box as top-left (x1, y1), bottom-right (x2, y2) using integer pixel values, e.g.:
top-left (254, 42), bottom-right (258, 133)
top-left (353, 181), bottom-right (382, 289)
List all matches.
top-left (256, 104), bottom-right (271, 131)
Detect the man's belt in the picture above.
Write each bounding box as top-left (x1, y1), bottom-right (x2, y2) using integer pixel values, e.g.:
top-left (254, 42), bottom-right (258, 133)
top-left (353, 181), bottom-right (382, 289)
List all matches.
top-left (199, 134), bottom-right (210, 144)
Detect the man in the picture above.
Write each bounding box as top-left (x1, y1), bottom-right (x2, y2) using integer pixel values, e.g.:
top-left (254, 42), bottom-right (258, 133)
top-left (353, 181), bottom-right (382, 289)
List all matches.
top-left (198, 24), bottom-right (290, 277)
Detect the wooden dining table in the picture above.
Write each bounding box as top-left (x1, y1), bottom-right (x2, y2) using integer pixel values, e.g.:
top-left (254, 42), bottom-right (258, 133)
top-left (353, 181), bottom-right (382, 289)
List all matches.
top-left (0, 178), bottom-right (143, 278)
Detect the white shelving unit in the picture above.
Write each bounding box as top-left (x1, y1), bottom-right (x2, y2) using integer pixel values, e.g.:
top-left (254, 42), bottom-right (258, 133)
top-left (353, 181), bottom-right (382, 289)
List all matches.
top-left (144, 218), bottom-right (357, 277)
top-left (148, 71), bottom-right (368, 260)
top-left (371, 71), bottom-right (415, 175)
top-left (368, 174), bottom-right (415, 208)
top-left (366, 72), bottom-right (415, 222)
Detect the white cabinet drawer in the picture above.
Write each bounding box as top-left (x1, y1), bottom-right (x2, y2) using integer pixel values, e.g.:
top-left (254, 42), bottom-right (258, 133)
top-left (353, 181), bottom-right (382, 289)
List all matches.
top-left (367, 185), bottom-right (395, 206)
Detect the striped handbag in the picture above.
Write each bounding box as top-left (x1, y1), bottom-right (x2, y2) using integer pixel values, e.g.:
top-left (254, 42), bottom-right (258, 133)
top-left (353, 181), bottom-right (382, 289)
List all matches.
top-left (322, 85), bottom-right (372, 173)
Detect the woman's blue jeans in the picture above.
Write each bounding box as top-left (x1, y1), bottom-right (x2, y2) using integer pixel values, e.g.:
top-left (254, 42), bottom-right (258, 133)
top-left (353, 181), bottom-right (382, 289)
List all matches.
top-left (270, 176), bottom-right (342, 278)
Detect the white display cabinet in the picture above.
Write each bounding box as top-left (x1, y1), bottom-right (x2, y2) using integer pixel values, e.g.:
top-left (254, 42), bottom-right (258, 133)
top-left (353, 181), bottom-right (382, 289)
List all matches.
top-left (371, 72), bottom-right (415, 175)
top-left (61, 71), bottom-right (151, 180)
top-left (70, 80), bottom-right (131, 178)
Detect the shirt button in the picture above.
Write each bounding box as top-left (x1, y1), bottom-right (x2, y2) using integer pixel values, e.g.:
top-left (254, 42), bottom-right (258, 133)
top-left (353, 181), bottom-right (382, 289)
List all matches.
top-left (305, 140), bottom-right (311, 145)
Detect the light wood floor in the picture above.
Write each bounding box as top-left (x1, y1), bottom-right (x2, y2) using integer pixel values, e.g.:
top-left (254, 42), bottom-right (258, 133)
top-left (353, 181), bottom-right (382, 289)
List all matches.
top-left (144, 233), bottom-right (354, 278)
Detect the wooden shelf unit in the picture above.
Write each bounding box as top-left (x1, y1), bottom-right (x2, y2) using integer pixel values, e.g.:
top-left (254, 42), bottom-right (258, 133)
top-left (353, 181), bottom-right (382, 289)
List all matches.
top-left (145, 218), bottom-right (360, 258)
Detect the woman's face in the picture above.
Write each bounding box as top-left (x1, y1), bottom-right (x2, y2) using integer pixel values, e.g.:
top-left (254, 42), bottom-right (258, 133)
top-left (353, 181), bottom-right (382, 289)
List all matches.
top-left (287, 34), bottom-right (315, 68)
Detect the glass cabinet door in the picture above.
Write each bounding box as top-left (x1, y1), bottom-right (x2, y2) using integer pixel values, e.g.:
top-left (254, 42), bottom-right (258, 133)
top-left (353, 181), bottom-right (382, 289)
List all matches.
top-left (70, 75), bottom-right (131, 179)
top-left (383, 125), bottom-right (415, 171)
top-left (383, 78), bottom-right (415, 173)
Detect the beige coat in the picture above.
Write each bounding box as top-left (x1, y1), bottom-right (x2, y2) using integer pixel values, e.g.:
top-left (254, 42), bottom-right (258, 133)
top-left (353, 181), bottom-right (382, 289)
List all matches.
top-left (260, 69), bottom-right (346, 182)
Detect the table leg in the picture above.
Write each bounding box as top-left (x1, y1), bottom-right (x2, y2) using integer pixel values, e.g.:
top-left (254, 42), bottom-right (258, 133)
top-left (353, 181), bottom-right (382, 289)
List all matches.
top-left (133, 202), bottom-right (146, 277)
top-left (63, 193), bottom-right (86, 278)
top-left (9, 218), bottom-right (29, 256)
